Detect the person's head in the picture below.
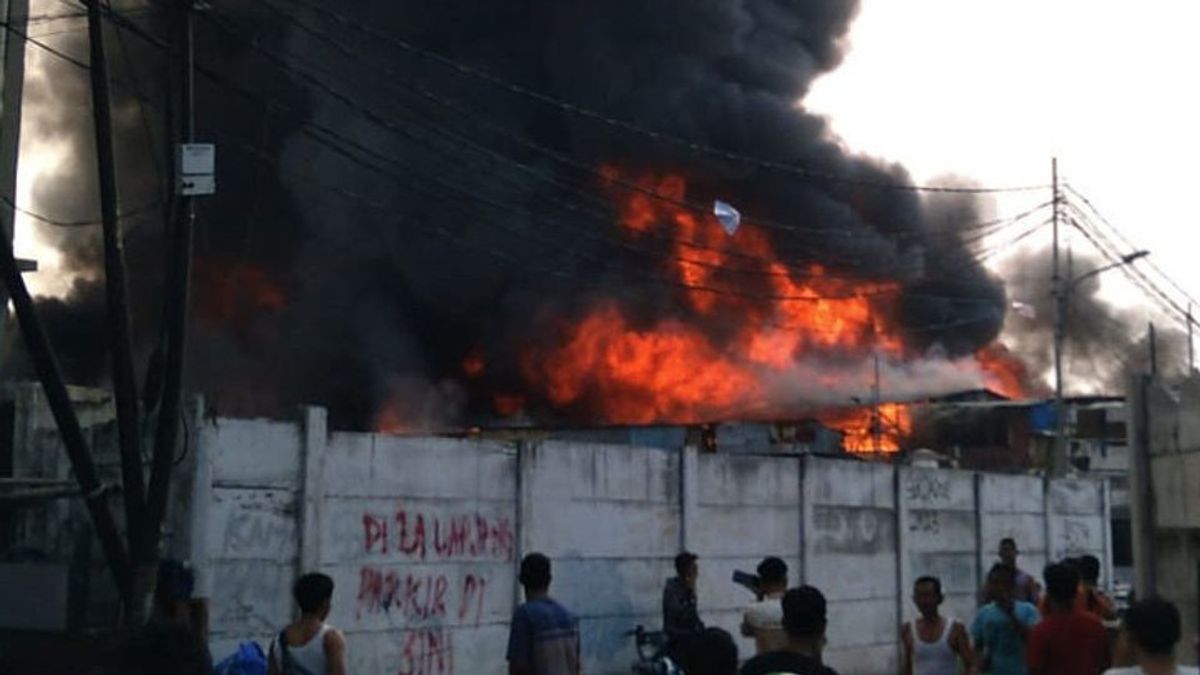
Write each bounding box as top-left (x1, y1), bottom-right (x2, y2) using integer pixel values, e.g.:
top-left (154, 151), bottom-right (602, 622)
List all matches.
top-left (519, 553), bottom-right (552, 597)
top-left (675, 551), bottom-right (699, 588)
top-left (998, 538), bottom-right (1019, 566)
top-left (1077, 554), bottom-right (1101, 586)
top-left (782, 586), bottom-right (828, 648)
top-left (293, 573), bottom-right (335, 619)
top-left (912, 576), bottom-right (943, 618)
top-left (756, 557), bottom-right (788, 594)
top-left (986, 563), bottom-right (1017, 603)
top-left (1123, 597), bottom-right (1182, 661)
top-left (1043, 562), bottom-right (1080, 609)
top-left (678, 627), bottom-right (738, 675)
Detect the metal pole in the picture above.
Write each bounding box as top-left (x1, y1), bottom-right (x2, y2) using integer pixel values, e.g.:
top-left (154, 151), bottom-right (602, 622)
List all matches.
top-left (1052, 158), bottom-right (1067, 476)
top-left (0, 0), bottom-right (28, 357)
top-left (873, 351), bottom-right (882, 454)
top-left (1188, 304), bottom-right (1194, 373)
top-left (84, 0), bottom-right (146, 559)
top-left (1149, 323), bottom-right (1158, 376)
top-left (144, 0), bottom-right (195, 584)
top-left (0, 235), bottom-right (132, 604)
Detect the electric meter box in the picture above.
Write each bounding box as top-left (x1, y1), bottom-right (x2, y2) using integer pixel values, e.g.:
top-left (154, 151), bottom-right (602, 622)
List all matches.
top-left (176, 143), bottom-right (216, 196)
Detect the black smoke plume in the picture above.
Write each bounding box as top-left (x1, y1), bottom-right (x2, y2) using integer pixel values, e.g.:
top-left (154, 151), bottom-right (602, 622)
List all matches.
top-left (1000, 248), bottom-right (1188, 393)
top-left (5, 0), bottom-right (1012, 429)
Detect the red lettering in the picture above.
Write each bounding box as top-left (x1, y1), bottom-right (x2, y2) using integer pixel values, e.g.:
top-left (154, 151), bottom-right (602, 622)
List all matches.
top-left (397, 628), bottom-right (454, 675)
top-left (402, 574), bottom-right (421, 620)
top-left (357, 567), bottom-right (382, 618)
top-left (433, 575), bottom-right (448, 618)
top-left (363, 514), bottom-right (388, 554)
top-left (458, 574), bottom-right (487, 624)
top-left (382, 571), bottom-right (400, 612)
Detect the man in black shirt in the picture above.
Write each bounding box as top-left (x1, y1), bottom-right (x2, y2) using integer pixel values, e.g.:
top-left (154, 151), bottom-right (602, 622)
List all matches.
top-left (663, 551), bottom-right (704, 662)
top-left (740, 586), bottom-right (839, 675)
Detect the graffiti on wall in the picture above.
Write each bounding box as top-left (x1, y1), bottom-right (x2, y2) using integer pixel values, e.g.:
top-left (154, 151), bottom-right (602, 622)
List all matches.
top-left (352, 507), bottom-right (514, 675)
top-left (906, 473), bottom-right (952, 506)
top-left (361, 509), bottom-right (515, 561)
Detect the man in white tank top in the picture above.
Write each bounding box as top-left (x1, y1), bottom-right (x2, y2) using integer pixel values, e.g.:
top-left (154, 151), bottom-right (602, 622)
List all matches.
top-left (268, 572), bottom-right (348, 675)
top-left (901, 576), bottom-right (976, 675)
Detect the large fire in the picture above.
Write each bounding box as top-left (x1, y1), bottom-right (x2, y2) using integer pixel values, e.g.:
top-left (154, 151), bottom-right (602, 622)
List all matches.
top-left (374, 168), bottom-right (1032, 454)
top-left (515, 168), bottom-right (926, 451)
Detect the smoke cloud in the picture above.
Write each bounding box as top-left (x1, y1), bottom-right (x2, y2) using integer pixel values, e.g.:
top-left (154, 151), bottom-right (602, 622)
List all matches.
top-left (1000, 247), bottom-right (1188, 393)
top-left (7, 0), bottom-right (1024, 429)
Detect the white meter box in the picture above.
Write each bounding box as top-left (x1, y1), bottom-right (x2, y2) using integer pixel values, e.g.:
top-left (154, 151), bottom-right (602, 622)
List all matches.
top-left (176, 143), bottom-right (215, 195)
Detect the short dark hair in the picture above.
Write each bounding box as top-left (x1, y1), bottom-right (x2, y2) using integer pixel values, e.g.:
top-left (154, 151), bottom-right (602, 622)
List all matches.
top-left (1076, 555), bottom-right (1101, 584)
top-left (1124, 597), bottom-right (1182, 656)
top-left (293, 573), bottom-right (334, 614)
top-left (675, 551), bottom-right (698, 577)
top-left (914, 576), bottom-right (942, 597)
top-left (678, 627), bottom-right (738, 675)
top-left (1044, 562), bottom-right (1080, 604)
top-left (757, 557), bottom-right (788, 586)
top-left (999, 537), bottom-right (1017, 549)
top-left (519, 553), bottom-right (552, 590)
top-left (782, 586), bottom-right (827, 638)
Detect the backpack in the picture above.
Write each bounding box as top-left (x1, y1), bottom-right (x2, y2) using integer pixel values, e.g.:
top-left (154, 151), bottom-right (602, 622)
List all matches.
top-left (213, 641), bottom-right (267, 675)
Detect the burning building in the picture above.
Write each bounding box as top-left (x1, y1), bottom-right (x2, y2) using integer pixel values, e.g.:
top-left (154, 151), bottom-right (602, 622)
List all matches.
top-left (5, 0), bottom-right (1042, 449)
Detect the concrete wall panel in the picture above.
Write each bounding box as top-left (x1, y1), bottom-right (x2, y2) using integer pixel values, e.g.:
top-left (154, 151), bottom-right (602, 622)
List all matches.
top-left (192, 411), bottom-right (1111, 675)
top-left (208, 418), bottom-right (302, 486)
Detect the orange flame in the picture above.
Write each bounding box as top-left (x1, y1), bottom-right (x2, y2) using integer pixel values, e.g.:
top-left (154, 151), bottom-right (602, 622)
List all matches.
top-left (194, 258), bottom-right (286, 328)
top-left (518, 168), bottom-right (914, 450)
top-left (818, 403), bottom-right (912, 453)
top-left (976, 342), bottom-right (1039, 399)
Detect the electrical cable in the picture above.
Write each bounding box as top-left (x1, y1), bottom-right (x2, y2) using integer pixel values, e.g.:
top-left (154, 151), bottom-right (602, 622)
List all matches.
top-left (264, 0), bottom-right (1050, 195)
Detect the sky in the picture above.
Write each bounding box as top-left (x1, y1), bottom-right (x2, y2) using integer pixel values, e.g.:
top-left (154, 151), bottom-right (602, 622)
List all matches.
top-left (805, 0), bottom-right (1200, 323)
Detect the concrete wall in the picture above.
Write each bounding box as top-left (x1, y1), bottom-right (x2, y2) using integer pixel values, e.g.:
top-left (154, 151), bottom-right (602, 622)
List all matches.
top-left (1130, 374), bottom-right (1200, 663)
top-left (190, 407), bottom-right (1111, 675)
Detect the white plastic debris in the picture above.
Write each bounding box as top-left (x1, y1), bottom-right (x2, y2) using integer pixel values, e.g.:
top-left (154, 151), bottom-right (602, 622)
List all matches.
top-left (713, 200), bottom-right (741, 236)
top-left (1011, 301), bottom-right (1037, 320)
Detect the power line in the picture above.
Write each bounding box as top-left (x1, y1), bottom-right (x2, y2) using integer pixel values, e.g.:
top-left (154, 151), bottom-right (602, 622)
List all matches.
top-left (1, 194), bottom-right (159, 228)
top-left (1064, 184), bottom-right (1200, 310)
top-left (98, 6), bottom-right (1031, 293)
top-left (3, 11), bottom-right (1013, 328)
top-left (265, 0), bottom-right (1050, 196)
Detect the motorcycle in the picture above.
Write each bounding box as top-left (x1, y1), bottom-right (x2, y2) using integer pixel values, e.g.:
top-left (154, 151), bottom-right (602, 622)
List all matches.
top-left (626, 625), bottom-right (683, 675)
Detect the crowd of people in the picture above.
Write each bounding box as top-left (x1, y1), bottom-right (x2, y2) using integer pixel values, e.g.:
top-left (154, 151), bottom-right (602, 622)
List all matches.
top-left (502, 540), bottom-right (1199, 675)
top-left (90, 541), bottom-right (1198, 675)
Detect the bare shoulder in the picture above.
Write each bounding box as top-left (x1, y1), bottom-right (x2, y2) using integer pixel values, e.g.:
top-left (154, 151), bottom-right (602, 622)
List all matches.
top-left (324, 627), bottom-right (347, 648)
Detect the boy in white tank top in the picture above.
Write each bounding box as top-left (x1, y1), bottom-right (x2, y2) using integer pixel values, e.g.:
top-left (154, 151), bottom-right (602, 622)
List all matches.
top-left (902, 576), bottom-right (976, 675)
top-left (268, 572), bottom-right (348, 675)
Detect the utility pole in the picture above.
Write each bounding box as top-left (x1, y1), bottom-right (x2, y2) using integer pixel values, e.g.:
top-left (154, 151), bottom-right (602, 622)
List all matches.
top-left (872, 351), bottom-right (882, 453)
top-left (84, 0), bottom-right (146, 593)
top-left (1149, 323), bottom-right (1158, 376)
top-left (1051, 157), bottom-right (1068, 476)
top-left (142, 0), bottom-right (204, 614)
top-left (1188, 304), bottom-right (1194, 372)
top-left (0, 0), bottom-right (29, 353)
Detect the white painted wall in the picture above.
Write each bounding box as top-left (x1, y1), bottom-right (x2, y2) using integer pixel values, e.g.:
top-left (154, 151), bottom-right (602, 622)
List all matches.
top-left (189, 408), bottom-right (1111, 675)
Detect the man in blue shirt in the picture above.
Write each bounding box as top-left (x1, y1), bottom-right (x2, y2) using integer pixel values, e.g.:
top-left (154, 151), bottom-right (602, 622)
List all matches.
top-left (972, 564), bottom-right (1040, 675)
top-left (507, 553), bottom-right (581, 675)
